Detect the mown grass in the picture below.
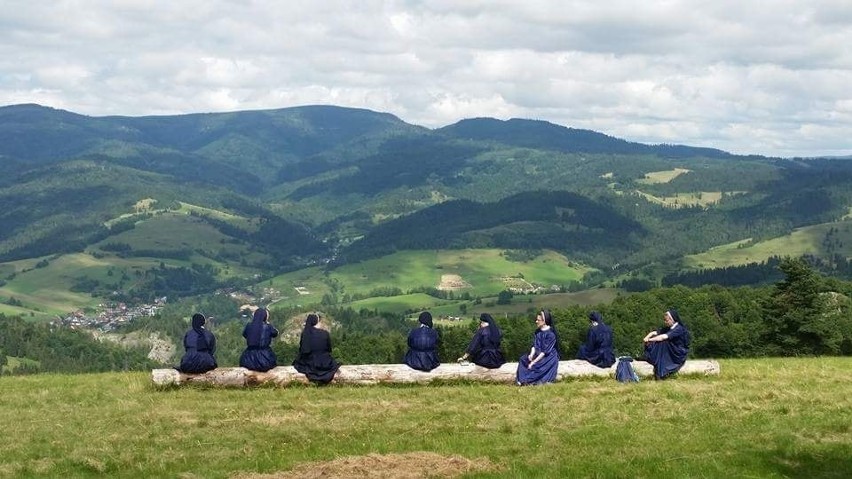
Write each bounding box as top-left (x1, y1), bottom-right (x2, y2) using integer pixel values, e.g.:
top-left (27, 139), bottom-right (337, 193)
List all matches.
top-left (635, 167), bottom-right (691, 184)
top-left (635, 190), bottom-right (731, 208)
top-left (0, 357), bottom-right (849, 478)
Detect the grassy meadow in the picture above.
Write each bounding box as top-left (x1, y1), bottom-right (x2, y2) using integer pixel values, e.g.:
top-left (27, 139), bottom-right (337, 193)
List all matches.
top-left (268, 249), bottom-right (593, 310)
top-left (0, 357), bottom-right (849, 478)
top-left (685, 219), bottom-right (852, 269)
top-left (636, 167), bottom-right (691, 184)
top-left (0, 211), bottom-right (266, 317)
top-left (634, 190), bottom-right (734, 208)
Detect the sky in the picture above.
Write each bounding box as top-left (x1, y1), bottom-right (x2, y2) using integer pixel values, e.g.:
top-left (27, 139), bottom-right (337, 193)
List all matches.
top-left (1, 1), bottom-right (850, 158)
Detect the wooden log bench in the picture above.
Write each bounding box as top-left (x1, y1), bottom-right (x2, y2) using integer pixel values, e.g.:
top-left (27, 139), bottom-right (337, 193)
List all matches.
top-left (152, 359), bottom-right (720, 387)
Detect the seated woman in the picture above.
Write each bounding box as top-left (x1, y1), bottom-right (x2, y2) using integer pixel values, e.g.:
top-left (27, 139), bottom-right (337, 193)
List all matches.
top-left (576, 311), bottom-right (616, 368)
top-left (457, 313), bottom-right (505, 369)
top-left (178, 313), bottom-right (217, 374)
top-left (643, 309), bottom-right (691, 379)
top-left (293, 313), bottom-right (340, 384)
top-left (516, 309), bottom-right (560, 385)
top-left (404, 311), bottom-right (441, 371)
top-left (239, 308), bottom-right (279, 372)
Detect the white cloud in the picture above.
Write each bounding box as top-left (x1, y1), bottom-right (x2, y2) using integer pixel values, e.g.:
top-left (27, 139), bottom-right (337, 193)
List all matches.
top-left (0, 0), bottom-right (850, 157)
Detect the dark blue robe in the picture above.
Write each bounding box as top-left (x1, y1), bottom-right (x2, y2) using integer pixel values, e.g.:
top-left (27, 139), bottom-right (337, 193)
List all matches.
top-left (293, 327), bottom-right (340, 384)
top-left (404, 325), bottom-right (440, 371)
top-left (239, 322), bottom-right (278, 372)
top-left (576, 322), bottom-right (616, 368)
top-left (466, 328), bottom-right (505, 369)
top-left (178, 328), bottom-right (217, 374)
top-left (644, 323), bottom-right (691, 379)
top-left (516, 328), bottom-right (559, 385)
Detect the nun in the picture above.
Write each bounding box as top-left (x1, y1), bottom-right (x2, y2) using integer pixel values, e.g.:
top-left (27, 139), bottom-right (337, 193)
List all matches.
top-left (292, 313), bottom-right (340, 384)
top-left (642, 309), bottom-right (691, 379)
top-left (404, 311), bottom-right (441, 371)
top-left (516, 309), bottom-right (560, 385)
top-left (239, 308), bottom-right (279, 372)
top-left (576, 311), bottom-right (616, 368)
top-left (457, 313), bottom-right (506, 369)
top-left (178, 313), bottom-right (217, 374)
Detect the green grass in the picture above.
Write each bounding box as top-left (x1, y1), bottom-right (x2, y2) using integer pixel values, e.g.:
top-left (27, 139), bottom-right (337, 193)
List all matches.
top-left (268, 249), bottom-right (593, 309)
top-left (427, 289), bottom-right (624, 318)
top-left (0, 254), bottom-right (107, 314)
top-left (0, 358), bottom-right (849, 478)
top-left (100, 212), bottom-right (266, 268)
top-left (0, 212), bottom-right (266, 317)
top-left (1, 356), bottom-right (40, 374)
top-left (685, 218), bottom-right (852, 269)
top-left (341, 288), bottom-right (623, 319)
top-left (347, 293), bottom-right (456, 314)
top-left (635, 190), bottom-right (739, 208)
top-left (0, 303), bottom-right (52, 320)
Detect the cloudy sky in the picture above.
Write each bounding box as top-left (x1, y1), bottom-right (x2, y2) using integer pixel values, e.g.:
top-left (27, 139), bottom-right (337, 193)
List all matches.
top-left (2, 1), bottom-right (850, 157)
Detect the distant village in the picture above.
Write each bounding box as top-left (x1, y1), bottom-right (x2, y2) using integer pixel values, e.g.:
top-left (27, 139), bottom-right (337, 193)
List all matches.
top-left (59, 297), bottom-right (168, 332)
top-left (54, 277), bottom-right (559, 332)
top-left (57, 284), bottom-right (288, 332)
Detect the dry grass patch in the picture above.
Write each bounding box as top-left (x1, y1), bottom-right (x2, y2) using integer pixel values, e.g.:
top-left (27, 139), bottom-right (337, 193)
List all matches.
top-left (636, 167), bottom-right (691, 184)
top-left (437, 274), bottom-right (471, 291)
top-left (232, 452), bottom-right (500, 479)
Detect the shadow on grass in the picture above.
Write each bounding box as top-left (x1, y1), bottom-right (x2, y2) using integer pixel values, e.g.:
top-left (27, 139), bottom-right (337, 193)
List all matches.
top-left (760, 444), bottom-right (852, 479)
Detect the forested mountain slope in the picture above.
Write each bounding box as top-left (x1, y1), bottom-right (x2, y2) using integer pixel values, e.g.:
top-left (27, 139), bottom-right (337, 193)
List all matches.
top-left (2, 102), bottom-right (852, 313)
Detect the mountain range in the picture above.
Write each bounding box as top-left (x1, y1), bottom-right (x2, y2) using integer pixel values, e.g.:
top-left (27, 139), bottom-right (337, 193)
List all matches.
top-left (2, 103), bottom-right (852, 316)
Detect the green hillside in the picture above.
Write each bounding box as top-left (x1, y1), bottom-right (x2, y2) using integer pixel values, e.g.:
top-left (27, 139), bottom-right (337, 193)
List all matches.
top-left (5, 103), bottom-right (852, 320)
top-left (685, 216), bottom-right (852, 269)
top-left (265, 249), bottom-right (593, 310)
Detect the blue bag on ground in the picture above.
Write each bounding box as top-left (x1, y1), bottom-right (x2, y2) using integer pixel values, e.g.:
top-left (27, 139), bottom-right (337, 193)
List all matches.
top-left (615, 356), bottom-right (640, 383)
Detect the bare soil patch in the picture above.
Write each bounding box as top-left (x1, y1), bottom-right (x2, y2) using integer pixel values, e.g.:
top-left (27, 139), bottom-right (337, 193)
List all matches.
top-left (231, 452), bottom-right (500, 479)
top-left (437, 274), bottom-right (471, 291)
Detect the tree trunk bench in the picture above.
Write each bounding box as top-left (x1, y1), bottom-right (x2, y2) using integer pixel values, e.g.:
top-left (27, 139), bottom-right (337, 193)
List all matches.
top-left (152, 359), bottom-right (720, 387)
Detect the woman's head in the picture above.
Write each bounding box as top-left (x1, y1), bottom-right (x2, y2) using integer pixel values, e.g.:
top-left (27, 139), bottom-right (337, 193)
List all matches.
top-left (479, 313), bottom-right (493, 328)
top-left (664, 309), bottom-right (681, 326)
top-left (588, 311), bottom-right (602, 324)
top-left (418, 311), bottom-right (433, 328)
top-left (535, 313), bottom-right (544, 327)
top-left (540, 309), bottom-right (553, 326)
top-left (191, 313), bottom-right (206, 331)
top-left (306, 313), bottom-right (320, 328)
top-left (253, 308), bottom-right (269, 323)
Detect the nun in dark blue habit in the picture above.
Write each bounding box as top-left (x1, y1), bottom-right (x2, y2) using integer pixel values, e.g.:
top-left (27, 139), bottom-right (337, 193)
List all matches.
top-left (457, 313), bottom-right (505, 369)
top-left (516, 309), bottom-right (560, 385)
top-left (576, 311), bottom-right (616, 368)
top-left (239, 308), bottom-right (279, 372)
top-left (643, 309), bottom-right (691, 379)
top-left (404, 311), bottom-right (441, 371)
top-left (178, 313), bottom-right (217, 374)
top-left (292, 313), bottom-right (340, 384)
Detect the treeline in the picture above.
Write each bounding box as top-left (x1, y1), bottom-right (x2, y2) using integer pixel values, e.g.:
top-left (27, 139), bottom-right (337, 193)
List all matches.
top-left (660, 254), bottom-right (852, 290)
top-left (661, 258), bottom-right (785, 288)
top-left (208, 258), bottom-right (852, 366)
top-left (304, 257), bottom-right (852, 363)
top-left (4, 258), bottom-right (850, 376)
top-left (337, 190), bottom-right (643, 266)
top-left (68, 262), bottom-right (221, 303)
top-left (0, 314), bottom-right (156, 375)
top-left (197, 212), bottom-right (328, 266)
